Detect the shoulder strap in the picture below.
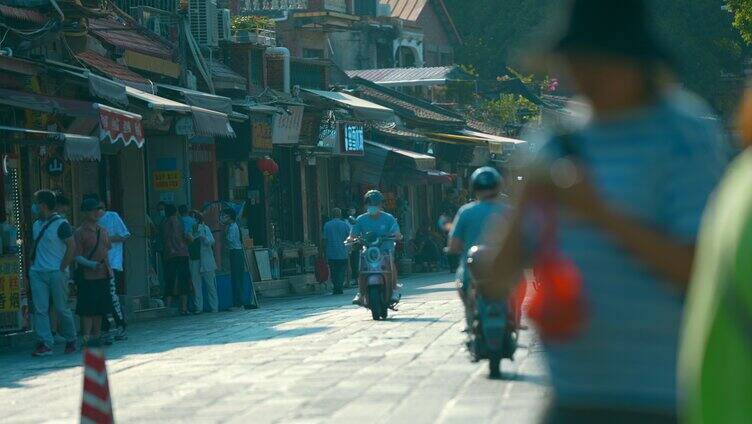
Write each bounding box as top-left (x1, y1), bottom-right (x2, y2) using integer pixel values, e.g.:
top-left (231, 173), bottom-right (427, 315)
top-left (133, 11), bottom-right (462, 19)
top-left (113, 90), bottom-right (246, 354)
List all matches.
top-left (30, 215), bottom-right (62, 261)
top-left (86, 228), bottom-right (101, 260)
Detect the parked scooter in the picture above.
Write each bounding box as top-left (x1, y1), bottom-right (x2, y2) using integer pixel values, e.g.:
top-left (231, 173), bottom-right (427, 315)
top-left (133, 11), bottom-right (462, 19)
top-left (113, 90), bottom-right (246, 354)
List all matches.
top-left (464, 245), bottom-right (520, 378)
top-left (346, 232), bottom-right (397, 320)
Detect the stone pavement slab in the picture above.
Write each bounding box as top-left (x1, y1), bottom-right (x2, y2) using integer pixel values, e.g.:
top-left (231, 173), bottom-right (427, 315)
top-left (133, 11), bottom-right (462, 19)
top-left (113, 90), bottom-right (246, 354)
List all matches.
top-left (1, 273), bottom-right (550, 423)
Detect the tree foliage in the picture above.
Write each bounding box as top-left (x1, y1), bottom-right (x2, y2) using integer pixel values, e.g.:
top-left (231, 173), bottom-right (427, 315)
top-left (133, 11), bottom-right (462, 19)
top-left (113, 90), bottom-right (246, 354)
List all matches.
top-left (725, 1), bottom-right (752, 43)
top-left (444, 0), bottom-right (746, 112)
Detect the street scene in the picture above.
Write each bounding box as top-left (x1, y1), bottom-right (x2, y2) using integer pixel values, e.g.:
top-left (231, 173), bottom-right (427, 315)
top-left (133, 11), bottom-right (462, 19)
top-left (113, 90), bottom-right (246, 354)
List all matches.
top-left (2, 274), bottom-right (549, 423)
top-left (2, 0), bottom-right (752, 423)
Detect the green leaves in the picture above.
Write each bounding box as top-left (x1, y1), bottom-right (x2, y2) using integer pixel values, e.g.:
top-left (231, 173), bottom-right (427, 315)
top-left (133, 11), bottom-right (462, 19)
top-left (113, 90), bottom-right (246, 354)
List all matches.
top-left (231, 15), bottom-right (276, 33)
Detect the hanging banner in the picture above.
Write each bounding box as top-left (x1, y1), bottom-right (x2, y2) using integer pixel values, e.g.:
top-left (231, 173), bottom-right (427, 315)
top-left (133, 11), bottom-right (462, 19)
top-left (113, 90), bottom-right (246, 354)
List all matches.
top-left (0, 256), bottom-right (20, 313)
top-left (272, 105), bottom-right (304, 145)
top-left (252, 121), bottom-right (273, 151)
top-left (97, 104), bottom-right (145, 148)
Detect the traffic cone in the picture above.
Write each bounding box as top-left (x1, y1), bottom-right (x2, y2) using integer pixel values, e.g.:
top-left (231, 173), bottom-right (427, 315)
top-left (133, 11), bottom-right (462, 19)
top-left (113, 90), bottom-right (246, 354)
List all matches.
top-left (80, 348), bottom-right (114, 424)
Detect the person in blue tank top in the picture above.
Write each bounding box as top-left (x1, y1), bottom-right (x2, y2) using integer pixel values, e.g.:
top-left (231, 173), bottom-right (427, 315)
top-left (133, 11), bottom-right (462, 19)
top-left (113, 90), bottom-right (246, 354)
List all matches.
top-left (347, 190), bottom-right (402, 306)
top-left (447, 167), bottom-right (509, 305)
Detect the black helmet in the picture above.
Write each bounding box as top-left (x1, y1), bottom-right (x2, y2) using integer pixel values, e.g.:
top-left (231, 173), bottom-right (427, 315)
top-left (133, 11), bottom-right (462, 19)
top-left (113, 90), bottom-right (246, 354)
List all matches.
top-left (364, 190), bottom-right (385, 206)
top-left (471, 167), bottom-right (502, 191)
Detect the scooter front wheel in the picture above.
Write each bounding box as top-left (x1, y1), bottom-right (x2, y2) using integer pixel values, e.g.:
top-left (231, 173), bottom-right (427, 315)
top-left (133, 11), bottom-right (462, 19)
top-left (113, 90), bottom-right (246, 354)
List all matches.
top-left (489, 353), bottom-right (502, 379)
top-left (369, 285), bottom-right (383, 321)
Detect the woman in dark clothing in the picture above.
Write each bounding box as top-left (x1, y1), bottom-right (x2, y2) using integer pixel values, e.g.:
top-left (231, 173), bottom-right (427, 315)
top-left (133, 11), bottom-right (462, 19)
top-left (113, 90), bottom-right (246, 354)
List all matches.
top-left (162, 204), bottom-right (192, 315)
top-left (74, 198), bottom-right (112, 346)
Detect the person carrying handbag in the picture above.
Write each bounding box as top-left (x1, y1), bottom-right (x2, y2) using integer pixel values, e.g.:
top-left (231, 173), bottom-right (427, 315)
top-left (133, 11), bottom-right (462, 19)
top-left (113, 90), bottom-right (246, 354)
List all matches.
top-left (73, 198), bottom-right (113, 347)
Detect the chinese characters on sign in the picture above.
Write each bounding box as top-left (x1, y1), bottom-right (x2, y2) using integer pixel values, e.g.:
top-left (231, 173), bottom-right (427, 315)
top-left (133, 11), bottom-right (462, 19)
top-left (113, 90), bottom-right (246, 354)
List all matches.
top-left (341, 124), bottom-right (364, 156)
top-left (153, 171), bottom-right (181, 191)
top-left (272, 105), bottom-right (304, 145)
top-left (252, 121), bottom-right (273, 151)
top-left (98, 105), bottom-right (145, 148)
top-left (0, 256), bottom-right (20, 313)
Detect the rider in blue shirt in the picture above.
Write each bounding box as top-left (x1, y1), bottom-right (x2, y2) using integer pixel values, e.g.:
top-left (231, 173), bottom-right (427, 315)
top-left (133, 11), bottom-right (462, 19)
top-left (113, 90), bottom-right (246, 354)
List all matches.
top-left (348, 190), bottom-right (402, 305)
top-left (447, 167), bottom-right (509, 305)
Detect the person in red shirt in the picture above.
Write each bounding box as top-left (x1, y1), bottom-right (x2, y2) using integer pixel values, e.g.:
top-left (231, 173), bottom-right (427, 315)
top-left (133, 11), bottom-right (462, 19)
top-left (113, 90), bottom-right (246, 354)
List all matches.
top-left (73, 198), bottom-right (112, 347)
top-left (162, 204), bottom-right (192, 315)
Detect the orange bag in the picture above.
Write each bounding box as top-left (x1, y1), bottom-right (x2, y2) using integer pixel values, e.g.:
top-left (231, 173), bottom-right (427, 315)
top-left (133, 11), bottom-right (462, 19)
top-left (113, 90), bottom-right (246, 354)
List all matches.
top-left (314, 256), bottom-right (330, 283)
top-left (526, 208), bottom-right (587, 342)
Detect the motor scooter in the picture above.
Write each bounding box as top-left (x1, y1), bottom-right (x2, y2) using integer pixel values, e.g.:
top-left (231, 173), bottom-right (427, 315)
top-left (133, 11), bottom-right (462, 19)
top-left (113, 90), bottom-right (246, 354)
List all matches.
top-left (346, 232), bottom-right (397, 320)
top-left (464, 245), bottom-right (520, 378)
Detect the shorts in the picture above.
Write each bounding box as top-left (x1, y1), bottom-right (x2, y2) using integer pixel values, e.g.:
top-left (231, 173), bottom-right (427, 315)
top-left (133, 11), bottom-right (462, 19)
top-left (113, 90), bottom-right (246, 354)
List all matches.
top-left (76, 278), bottom-right (111, 316)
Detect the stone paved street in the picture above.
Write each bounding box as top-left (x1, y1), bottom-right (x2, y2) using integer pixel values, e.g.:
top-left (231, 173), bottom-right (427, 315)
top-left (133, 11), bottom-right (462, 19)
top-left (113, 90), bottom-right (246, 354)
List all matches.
top-left (1, 273), bottom-right (550, 423)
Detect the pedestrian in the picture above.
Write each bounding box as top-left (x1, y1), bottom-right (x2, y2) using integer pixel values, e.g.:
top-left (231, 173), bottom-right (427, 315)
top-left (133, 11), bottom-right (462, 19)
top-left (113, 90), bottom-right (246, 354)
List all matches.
top-left (188, 211), bottom-right (219, 313)
top-left (678, 85), bottom-right (752, 423)
top-left (223, 208), bottom-right (254, 309)
top-left (476, 0), bottom-right (726, 421)
top-left (162, 204), bottom-right (191, 315)
top-left (73, 198), bottom-right (112, 347)
top-left (92, 196), bottom-right (129, 342)
top-left (347, 207), bottom-right (359, 286)
top-left (29, 190), bottom-right (78, 356)
top-left (322, 208), bottom-right (350, 295)
top-left (179, 204), bottom-right (196, 235)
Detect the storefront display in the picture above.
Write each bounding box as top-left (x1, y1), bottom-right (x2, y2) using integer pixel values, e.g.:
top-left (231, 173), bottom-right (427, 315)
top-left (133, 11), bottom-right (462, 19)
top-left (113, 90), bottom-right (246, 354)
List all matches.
top-left (0, 151), bottom-right (27, 332)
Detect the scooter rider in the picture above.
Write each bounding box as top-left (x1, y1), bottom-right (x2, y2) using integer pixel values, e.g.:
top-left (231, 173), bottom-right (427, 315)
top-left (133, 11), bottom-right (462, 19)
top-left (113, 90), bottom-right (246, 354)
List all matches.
top-left (348, 190), bottom-right (403, 306)
top-left (447, 167), bottom-right (509, 308)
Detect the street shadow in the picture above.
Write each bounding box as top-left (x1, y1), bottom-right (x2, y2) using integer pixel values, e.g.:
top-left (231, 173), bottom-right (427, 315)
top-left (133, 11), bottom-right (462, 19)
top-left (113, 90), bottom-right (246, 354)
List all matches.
top-left (505, 372), bottom-right (549, 387)
top-left (1, 272), bottom-right (457, 389)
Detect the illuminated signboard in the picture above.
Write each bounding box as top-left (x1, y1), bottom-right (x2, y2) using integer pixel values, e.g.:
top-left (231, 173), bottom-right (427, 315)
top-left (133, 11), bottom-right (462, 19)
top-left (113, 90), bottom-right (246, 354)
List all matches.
top-left (340, 123), bottom-right (364, 156)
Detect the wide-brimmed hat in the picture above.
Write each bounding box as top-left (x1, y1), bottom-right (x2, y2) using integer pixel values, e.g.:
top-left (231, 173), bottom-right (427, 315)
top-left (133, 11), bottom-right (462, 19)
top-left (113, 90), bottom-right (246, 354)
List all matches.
top-left (551, 0), bottom-right (671, 64)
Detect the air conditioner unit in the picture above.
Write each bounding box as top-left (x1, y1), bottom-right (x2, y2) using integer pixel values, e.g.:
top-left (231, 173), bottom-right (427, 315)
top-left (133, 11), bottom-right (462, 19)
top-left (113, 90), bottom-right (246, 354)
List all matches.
top-left (377, 3), bottom-right (391, 16)
top-left (189, 0), bottom-right (219, 48)
top-left (217, 9), bottom-right (231, 41)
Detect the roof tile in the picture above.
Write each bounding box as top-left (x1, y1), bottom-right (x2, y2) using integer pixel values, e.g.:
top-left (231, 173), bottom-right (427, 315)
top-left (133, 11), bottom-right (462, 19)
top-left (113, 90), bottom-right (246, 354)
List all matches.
top-left (76, 51), bottom-right (150, 85)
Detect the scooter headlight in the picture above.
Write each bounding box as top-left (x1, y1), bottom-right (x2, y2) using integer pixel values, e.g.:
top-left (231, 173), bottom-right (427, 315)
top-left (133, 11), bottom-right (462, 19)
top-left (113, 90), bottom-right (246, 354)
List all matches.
top-left (365, 247), bottom-right (381, 264)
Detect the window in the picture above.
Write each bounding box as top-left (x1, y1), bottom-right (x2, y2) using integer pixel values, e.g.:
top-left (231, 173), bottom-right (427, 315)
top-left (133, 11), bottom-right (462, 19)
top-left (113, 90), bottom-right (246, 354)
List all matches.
top-left (354, 0), bottom-right (377, 16)
top-left (303, 48), bottom-right (325, 59)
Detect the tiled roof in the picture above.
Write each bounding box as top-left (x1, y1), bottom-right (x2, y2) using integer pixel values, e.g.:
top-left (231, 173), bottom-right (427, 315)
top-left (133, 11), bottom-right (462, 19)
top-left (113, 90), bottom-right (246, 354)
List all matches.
top-left (89, 14), bottom-right (174, 60)
top-left (345, 66), bottom-right (471, 86)
top-left (209, 60), bottom-right (247, 90)
top-left (373, 124), bottom-right (429, 141)
top-left (465, 118), bottom-right (508, 137)
top-left (0, 4), bottom-right (47, 24)
top-left (76, 51), bottom-right (151, 86)
top-left (351, 77), bottom-right (464, 128)
top-left (380, 0), bottom-right (427, 21)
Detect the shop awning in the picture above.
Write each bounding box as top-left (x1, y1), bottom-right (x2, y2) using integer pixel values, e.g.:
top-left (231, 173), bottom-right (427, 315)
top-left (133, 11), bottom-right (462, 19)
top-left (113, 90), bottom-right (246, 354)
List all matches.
top-left (126, 86), bottom-right (235, 138)
top-left (302, 88), bottom-right (396, 122)
top-left (0, 125), bottom-right (100, 161)
top-left (158, 84), bottom-right (233, 115)
top-left (366, 140), bottom-right (435, 171)
top-left (0, 88), bottom-right (144, 148)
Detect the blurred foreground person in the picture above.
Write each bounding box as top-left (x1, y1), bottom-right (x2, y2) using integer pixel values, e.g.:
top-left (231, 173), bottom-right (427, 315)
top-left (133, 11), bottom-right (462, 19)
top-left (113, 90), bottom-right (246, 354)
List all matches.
top-left (475, 0), bottom-right (726, 422)
top-left (678, 89), bottom-right (752, 423)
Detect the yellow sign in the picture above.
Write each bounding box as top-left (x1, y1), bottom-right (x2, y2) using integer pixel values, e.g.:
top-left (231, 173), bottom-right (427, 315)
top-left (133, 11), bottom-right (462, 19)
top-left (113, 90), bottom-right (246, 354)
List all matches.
top-left (154, 171), bottom-right (181, 191)
top-left (0, 256), bottom-right (20, 312)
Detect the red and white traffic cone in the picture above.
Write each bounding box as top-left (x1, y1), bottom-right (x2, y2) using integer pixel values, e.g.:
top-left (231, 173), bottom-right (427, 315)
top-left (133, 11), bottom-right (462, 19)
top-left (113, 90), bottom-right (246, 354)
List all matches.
top-left (81, 348), bottom-right (114, 424)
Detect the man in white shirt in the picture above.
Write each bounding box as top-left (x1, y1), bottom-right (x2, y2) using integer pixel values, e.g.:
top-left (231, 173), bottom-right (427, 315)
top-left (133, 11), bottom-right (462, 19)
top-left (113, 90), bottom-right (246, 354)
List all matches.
top-left (93, 196), bottom-right (130, 341)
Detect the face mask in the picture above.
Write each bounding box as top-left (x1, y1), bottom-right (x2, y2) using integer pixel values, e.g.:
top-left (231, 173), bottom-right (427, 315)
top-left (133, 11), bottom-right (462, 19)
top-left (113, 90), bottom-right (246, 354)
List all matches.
top-left (367, 206), bottom-right (379, 216)
top-left (31, 204), bottom-right (40, 218)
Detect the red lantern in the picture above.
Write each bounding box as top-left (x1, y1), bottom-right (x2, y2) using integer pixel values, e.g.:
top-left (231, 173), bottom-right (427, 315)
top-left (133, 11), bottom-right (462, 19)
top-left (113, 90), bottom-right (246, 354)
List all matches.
top-left (256, 156), bottom-right (279, 176)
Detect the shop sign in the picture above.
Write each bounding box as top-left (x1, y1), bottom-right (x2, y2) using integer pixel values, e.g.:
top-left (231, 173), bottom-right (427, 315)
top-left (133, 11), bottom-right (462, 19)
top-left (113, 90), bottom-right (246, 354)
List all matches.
top-left (45, 156), bottom-right (65, 177)
top-left (252, 121), bottom-right (273, 151)
top-left (0, 256), bottom-right (20, 313)
top-left (272, 105), bottom-right (304, 145)
top-left (98, 104), bottom-right (145, 147)
top-left (340, 123), bottom-right (364, 156)
top-left (153, 170), bottom-right (181, 191)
